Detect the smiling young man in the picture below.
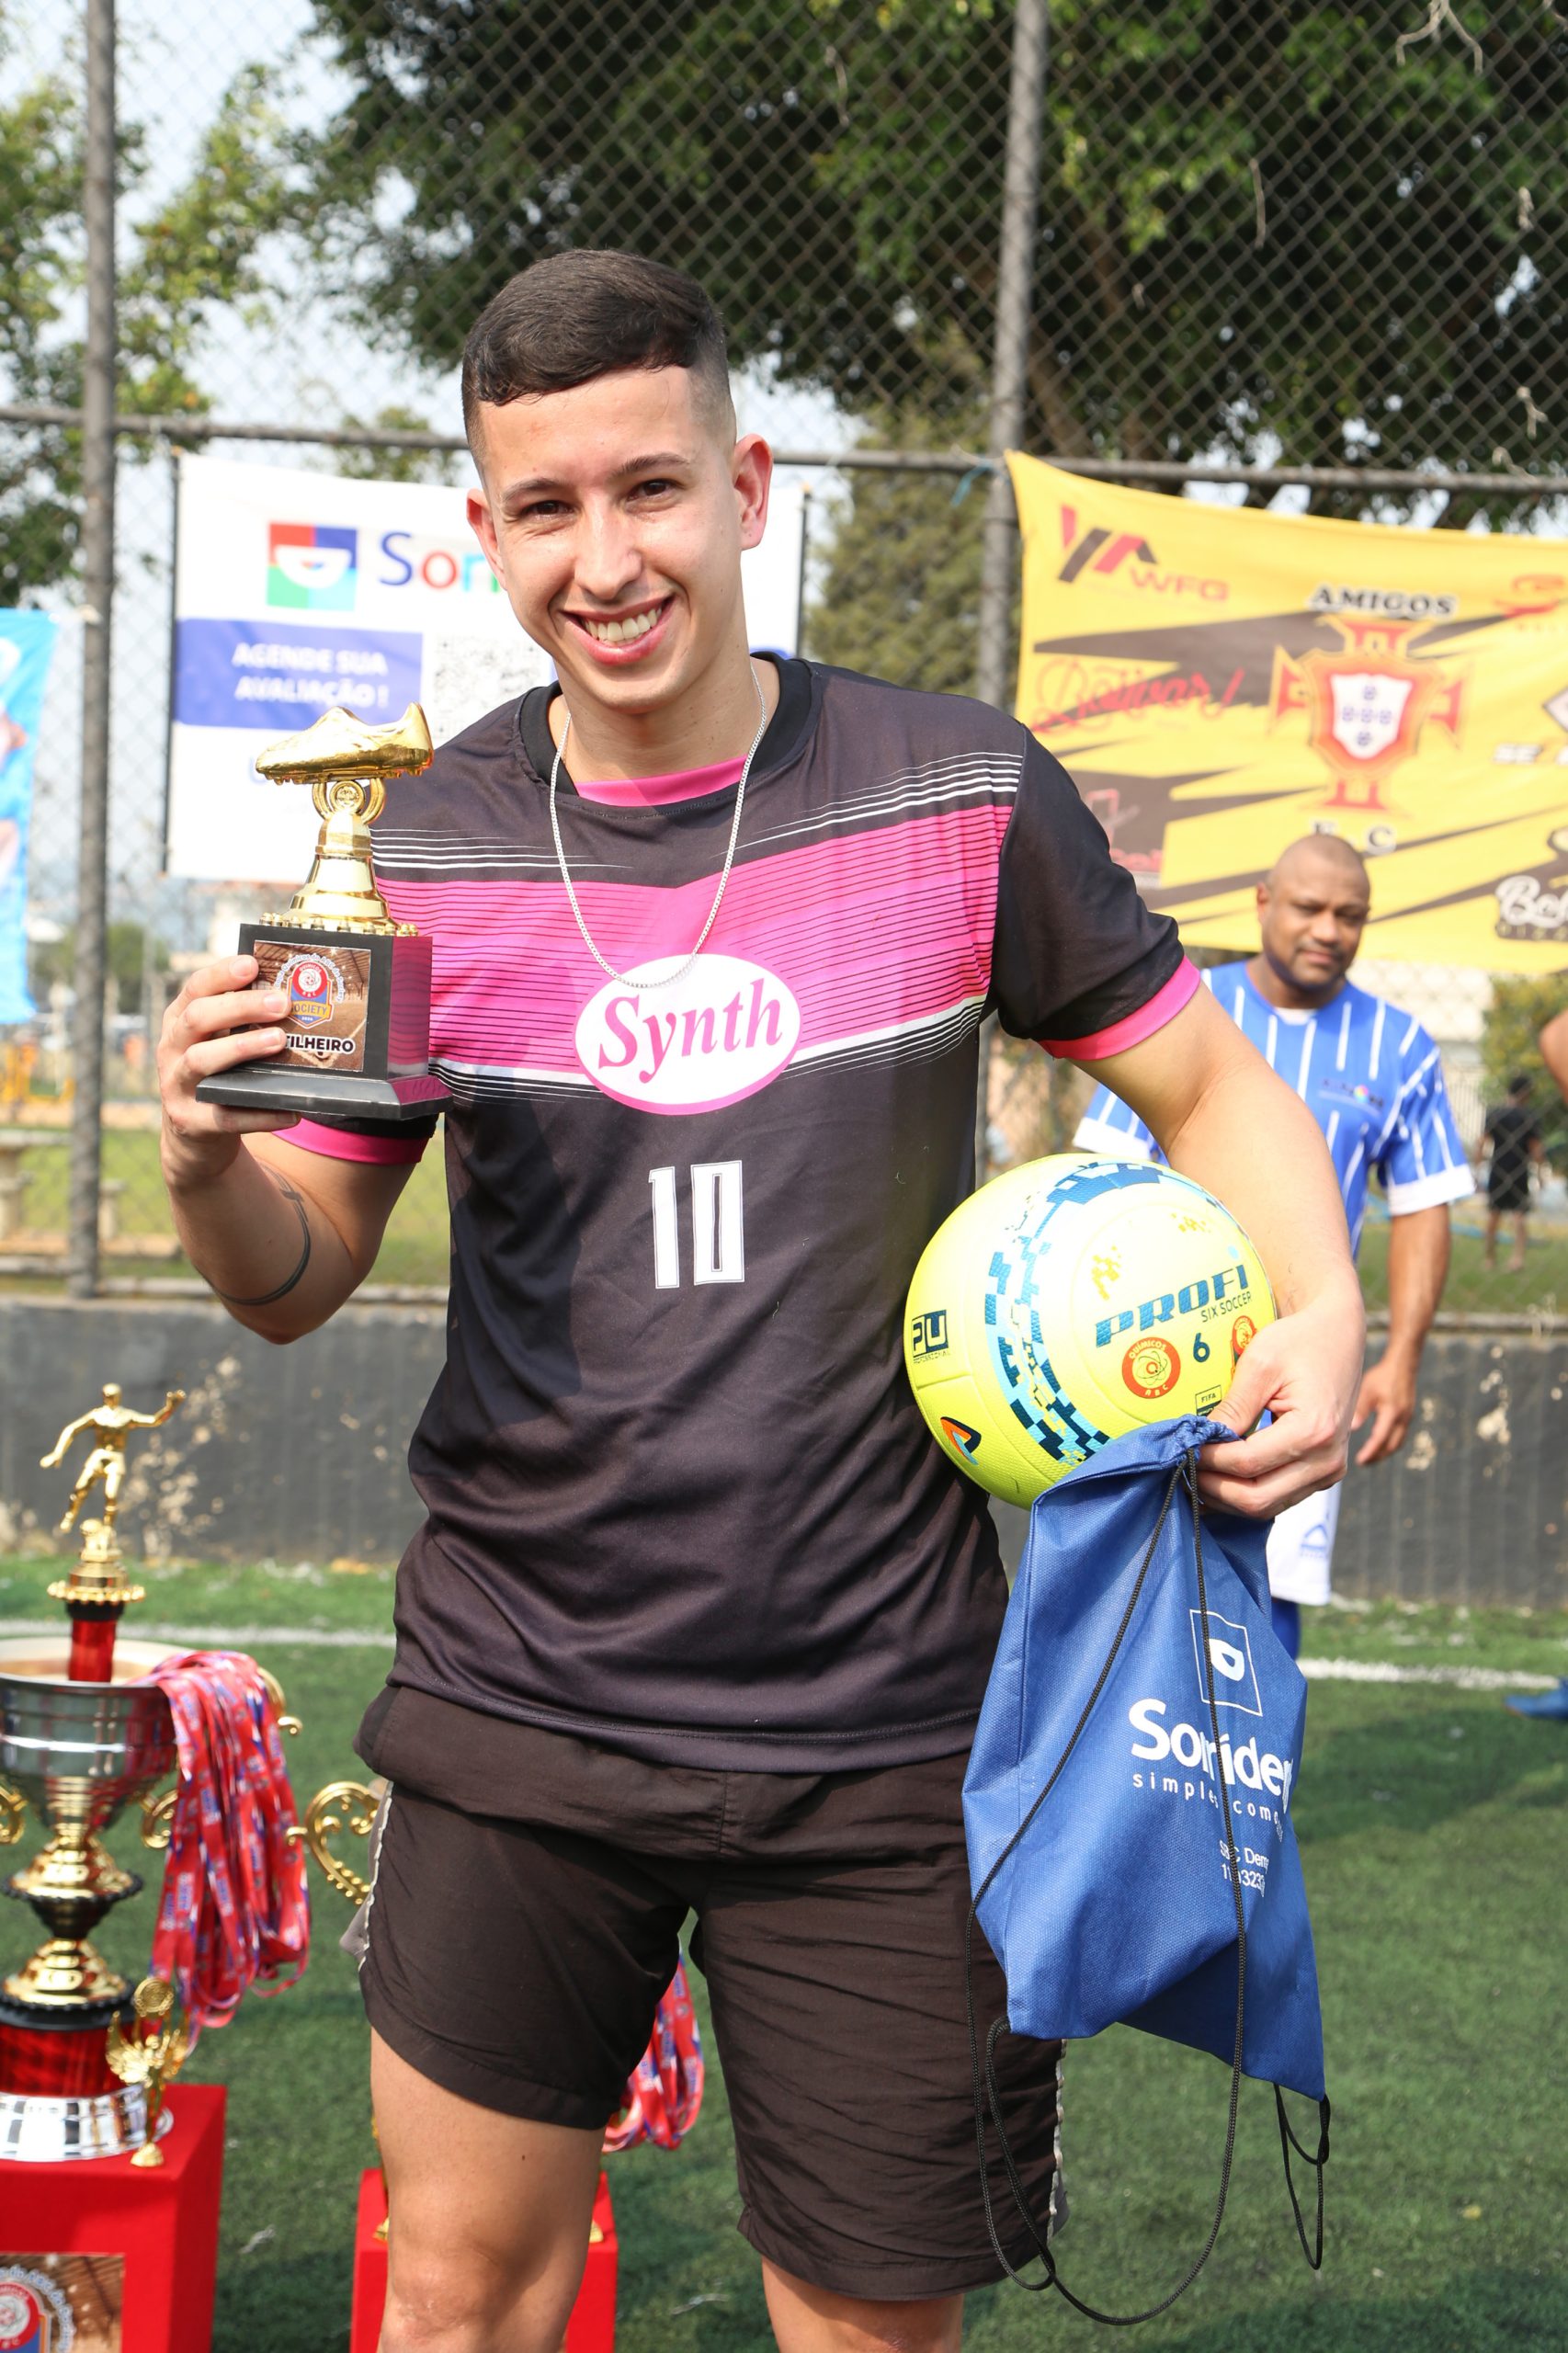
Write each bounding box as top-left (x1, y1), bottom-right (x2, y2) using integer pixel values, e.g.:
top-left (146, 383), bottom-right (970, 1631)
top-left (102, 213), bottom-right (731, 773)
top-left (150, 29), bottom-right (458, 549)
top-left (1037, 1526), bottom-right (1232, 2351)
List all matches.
top-left (1078, 833), bottom-right (1471, 1653)
top-left (157, 254), bottom-right (1363, 2353)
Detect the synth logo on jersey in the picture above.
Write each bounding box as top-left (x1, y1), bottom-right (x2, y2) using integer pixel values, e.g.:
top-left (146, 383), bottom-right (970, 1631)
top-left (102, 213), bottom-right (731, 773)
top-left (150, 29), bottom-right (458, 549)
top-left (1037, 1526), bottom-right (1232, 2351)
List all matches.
top-left (575, 952), bottom-right (801, 1115)
top-left (267, 523), bottom-right (358, 611)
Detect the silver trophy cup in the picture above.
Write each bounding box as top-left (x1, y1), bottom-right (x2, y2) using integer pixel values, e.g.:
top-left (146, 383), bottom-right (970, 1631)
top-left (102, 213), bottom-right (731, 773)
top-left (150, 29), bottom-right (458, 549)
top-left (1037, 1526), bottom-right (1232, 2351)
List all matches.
top-left (0, 1634), bottom-right (180, 2160)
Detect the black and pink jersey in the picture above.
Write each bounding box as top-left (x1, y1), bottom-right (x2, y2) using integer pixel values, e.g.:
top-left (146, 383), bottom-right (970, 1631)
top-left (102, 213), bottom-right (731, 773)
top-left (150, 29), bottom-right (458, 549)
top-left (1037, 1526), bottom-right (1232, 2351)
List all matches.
top-left (289, 658), bottom-right (1193, 1770)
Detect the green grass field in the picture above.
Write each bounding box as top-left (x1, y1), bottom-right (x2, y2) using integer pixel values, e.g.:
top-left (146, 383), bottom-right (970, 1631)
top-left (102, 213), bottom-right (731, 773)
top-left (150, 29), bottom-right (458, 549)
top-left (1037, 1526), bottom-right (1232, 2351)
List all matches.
top-left (10, 1125), bottom-right (1568, 1313)
top-left (4, 1557), bottom-right (1565, 2350)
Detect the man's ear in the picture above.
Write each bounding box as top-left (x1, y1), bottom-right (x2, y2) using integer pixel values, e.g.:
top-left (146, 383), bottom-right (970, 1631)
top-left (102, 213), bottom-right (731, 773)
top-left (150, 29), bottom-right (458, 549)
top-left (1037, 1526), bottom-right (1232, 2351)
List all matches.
top-left (467, 486), bottom-right (504, 583)
top-left (733, 433), bottom-right (773, 553)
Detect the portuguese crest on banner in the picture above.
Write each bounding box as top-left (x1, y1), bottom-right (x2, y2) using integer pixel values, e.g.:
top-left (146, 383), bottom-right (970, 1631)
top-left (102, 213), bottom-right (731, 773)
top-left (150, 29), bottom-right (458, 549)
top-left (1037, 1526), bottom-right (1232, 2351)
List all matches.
top-left (1008, 453), bottom-right (1568, 971)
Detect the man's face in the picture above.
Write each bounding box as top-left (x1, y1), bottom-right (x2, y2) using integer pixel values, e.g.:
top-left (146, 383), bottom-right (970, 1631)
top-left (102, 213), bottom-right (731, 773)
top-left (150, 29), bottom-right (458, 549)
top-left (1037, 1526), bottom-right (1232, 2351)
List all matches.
top-left (466, 367), bottom-right (769, 725)
top-left (1256, 854), bottom-right (1369, 1001)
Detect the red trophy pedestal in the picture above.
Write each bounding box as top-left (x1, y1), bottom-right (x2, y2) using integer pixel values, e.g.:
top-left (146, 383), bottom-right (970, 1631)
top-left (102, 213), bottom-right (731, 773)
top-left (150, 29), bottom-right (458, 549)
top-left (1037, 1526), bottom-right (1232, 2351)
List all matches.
top-left (351, 2165), bottom-right (617, 2353)
top-left (0, 2083), bottom-right (225, 2352)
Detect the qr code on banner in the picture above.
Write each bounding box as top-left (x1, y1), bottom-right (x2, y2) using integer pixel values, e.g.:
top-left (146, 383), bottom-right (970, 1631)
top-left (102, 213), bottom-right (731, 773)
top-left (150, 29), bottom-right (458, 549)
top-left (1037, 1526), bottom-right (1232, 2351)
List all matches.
top-left (424, 634), bottom-right (553, 747)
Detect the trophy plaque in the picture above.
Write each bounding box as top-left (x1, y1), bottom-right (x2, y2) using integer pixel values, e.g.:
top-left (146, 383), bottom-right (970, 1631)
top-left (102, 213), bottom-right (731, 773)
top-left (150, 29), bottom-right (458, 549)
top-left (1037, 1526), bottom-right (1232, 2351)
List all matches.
top-left (196, 702), bottom-right (450, 1122)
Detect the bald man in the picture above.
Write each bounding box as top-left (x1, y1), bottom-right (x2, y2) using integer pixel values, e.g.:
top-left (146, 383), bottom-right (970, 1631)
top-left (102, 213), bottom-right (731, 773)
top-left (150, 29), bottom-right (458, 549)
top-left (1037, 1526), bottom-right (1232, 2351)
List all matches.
top-left (1078, 835), bottom-right (1472, 1653)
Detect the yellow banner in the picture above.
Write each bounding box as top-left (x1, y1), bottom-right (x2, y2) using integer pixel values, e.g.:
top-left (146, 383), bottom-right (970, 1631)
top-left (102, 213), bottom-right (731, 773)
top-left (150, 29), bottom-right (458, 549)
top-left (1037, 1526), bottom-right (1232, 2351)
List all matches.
top-left (1010, 453), bottom-right (1568, 972)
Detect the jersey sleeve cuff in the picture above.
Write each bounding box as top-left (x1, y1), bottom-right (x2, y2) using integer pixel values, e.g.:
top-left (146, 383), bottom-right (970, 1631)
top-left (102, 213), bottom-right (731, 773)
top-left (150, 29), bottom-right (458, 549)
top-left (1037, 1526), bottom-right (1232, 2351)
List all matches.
top-left (283, 1118), bottom-right (433, 1168)
top-left (1383, 1166), bottom-right (1475, 1215)
top-left (1042, 958), bottom-right (1199, 1062)
top-left (1073, 1115), bottom-right (1155, 1160)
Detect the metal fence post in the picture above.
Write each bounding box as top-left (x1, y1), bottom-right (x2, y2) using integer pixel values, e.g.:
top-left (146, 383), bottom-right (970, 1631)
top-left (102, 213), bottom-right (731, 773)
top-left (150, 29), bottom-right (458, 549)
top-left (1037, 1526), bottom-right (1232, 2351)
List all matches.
top-left (67, 0), bottom-right (117, 1298)
top-left (975, 0), bottom-right (1049, 714)
top-left (975, 0), bottom-right (1049, 1183)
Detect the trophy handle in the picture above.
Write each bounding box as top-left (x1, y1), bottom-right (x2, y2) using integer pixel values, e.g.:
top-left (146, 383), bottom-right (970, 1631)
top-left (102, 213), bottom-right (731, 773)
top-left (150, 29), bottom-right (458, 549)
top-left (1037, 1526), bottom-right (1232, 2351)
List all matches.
top-left (140, 1786), bottom-right (178, 1850)
top-left (0, 1782), bottom-right (24, 1847)
top-left (257, 1665), bottom-right (302, 1739)
top-left (286, 1779), bottom-right (381, 1907)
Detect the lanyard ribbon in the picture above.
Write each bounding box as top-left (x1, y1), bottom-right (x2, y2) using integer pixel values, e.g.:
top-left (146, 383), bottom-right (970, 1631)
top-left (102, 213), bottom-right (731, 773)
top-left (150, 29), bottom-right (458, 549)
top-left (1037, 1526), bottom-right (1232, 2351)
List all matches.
top-left (143, 1651), bottom-right (311, 2040)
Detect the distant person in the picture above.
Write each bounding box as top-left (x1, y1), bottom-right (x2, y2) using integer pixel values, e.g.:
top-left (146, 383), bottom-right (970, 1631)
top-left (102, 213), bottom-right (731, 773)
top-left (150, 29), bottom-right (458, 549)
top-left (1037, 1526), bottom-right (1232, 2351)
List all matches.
top-left (1506, 1016), bottom-right (1568, 1721)
top-left (1077, 833), bottom-right (1472, 1660)
top-left (1479, 1074), bottom-right (1542, 1275)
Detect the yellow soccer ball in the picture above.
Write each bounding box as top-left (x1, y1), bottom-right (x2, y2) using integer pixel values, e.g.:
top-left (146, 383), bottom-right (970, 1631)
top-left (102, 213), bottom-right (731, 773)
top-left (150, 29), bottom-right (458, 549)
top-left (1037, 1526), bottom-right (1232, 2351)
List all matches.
top-left (904, 1154), bottom-right (1277, 1506)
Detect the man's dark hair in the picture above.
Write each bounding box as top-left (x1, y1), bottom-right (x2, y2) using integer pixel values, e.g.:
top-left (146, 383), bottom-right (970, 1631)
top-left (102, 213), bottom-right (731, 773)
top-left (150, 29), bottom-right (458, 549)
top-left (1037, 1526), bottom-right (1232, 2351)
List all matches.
top-left (461, 251), bottom-right (732, 443)
top-left (1508, 1073), bottom-right (1533, 1099)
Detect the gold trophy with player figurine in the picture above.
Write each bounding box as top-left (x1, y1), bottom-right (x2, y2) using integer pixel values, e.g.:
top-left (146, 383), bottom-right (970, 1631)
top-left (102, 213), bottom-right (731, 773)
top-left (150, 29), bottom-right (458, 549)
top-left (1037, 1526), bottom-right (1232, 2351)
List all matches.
top-left (196, 702), bottom-right (451, 1122)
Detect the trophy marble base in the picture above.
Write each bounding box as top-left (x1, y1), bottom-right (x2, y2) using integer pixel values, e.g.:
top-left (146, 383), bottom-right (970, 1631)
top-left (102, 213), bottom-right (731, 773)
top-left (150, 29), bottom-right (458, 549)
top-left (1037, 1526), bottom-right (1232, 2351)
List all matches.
top-left (196, 921), bottom-right (450, 1124)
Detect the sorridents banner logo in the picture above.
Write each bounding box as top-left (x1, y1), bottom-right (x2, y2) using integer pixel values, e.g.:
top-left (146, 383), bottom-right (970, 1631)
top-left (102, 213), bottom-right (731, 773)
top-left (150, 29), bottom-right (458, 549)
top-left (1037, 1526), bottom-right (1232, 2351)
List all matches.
top-left (1188, 1607), bottom-right (1263, 1717)
top-left (574, 953), bottom-right (801, 1114)
top-left (267, 523), bottom-right (358, 611)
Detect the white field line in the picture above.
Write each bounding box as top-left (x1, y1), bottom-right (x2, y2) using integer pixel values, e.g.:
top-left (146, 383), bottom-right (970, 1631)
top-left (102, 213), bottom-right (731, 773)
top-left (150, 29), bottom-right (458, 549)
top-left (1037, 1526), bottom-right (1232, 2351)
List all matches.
top-left (1301, 1656), bottom-right (1558, 1692)
top-left (0, 1622), bottom-right (1559, 1689)
top-left (2, 1619), bottom-right (393, 1649)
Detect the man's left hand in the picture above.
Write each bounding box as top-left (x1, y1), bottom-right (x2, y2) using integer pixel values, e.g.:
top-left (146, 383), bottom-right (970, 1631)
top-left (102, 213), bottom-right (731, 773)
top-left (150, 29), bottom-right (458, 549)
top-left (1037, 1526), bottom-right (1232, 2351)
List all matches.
top-left (1352, 1351), bottom-right (1417, 1466)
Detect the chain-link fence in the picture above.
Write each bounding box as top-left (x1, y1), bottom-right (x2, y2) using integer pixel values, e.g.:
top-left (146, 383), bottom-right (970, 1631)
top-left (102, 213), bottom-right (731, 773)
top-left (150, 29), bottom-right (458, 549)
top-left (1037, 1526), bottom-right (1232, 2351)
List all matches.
top-left (3, 0), bottom-right (1568, 1318)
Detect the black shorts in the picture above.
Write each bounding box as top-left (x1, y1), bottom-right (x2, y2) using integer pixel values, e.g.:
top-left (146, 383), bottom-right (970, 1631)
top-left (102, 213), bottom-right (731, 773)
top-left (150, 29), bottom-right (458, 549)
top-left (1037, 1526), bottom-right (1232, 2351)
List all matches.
top-left (351, 1699), bottom-right (1062, 2301)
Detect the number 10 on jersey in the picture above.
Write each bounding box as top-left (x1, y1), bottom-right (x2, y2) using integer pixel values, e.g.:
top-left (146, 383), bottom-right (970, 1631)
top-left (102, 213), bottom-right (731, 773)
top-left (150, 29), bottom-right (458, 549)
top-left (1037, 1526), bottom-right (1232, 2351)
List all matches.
top-left (649, 1163), bottom-right (745, 1289)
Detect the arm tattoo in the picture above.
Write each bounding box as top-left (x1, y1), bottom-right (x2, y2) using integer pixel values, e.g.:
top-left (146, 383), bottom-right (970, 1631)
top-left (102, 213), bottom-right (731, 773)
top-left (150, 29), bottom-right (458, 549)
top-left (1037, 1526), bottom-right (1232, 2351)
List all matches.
top-left (212, 1176), bottom-right (313, 1307)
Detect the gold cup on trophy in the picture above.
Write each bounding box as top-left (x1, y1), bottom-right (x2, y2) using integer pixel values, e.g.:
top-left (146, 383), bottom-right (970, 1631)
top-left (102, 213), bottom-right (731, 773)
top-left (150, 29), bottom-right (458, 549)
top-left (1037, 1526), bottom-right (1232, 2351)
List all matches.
top-left (195, 702), bottom-right (450, 1123)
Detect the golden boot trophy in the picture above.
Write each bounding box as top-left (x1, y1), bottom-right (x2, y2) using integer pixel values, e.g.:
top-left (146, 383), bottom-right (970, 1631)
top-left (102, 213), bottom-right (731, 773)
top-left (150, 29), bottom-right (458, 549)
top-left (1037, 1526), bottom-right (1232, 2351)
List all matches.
top-left (196, 702), bottom-right (450, 1121)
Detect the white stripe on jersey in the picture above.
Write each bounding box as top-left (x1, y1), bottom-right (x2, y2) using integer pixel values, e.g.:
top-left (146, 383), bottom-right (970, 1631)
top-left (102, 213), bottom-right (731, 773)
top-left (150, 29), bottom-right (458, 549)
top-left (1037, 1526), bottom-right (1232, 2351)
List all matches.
top-left (1072, 961), bottom-right (1472, 1254)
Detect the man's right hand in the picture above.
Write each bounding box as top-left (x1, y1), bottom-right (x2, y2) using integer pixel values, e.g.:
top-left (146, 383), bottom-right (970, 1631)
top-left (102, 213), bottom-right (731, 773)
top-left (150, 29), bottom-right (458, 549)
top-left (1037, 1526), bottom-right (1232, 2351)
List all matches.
top-left (157, 955), bottom-right (299, 1188)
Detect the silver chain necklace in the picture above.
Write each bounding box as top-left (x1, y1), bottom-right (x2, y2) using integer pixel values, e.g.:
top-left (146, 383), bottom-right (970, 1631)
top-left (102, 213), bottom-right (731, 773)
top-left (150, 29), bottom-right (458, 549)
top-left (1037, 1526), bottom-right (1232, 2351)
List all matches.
top-left (549, 665), bottom-right (768, 989)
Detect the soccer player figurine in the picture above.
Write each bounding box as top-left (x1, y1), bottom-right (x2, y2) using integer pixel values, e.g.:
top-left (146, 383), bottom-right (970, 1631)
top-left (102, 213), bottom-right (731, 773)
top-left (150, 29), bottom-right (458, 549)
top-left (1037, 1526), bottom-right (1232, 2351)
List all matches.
top-left (156, 254), bottom-right (1365, 2353)
top-left (40, 1382), bottom-right (186, 1535)
top-left (1078, 835), bottom-right (1472, 1658)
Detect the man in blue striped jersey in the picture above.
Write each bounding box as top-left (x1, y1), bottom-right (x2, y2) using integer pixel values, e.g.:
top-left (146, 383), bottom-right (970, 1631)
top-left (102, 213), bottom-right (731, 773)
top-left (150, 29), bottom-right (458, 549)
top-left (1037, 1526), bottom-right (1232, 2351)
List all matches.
top-left (1076, 834), bottom-right (1472, 1654)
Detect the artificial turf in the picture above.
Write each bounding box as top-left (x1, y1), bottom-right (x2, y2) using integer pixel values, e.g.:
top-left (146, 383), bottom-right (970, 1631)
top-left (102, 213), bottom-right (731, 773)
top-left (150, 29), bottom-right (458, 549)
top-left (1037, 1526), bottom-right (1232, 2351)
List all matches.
top-left (5, 1569), bottom-right (1565, 2350)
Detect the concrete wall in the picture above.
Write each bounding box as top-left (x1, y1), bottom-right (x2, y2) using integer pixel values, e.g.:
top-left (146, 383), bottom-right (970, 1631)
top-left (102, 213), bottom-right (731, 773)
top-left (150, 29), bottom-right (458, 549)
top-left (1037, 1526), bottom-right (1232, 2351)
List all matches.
top-left (2, 1302), bottom-right (1564, 1607)
top-left (992, 1330), bottom-right (1568, 1609)
top-left (0, 1296), bottom-right (439, 1568)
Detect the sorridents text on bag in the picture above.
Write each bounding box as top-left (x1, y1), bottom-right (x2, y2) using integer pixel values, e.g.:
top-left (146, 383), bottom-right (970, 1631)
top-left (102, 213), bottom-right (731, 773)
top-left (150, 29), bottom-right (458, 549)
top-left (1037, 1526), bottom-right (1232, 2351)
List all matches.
top-left (1128, 1696), bottom-right (1293, 1837)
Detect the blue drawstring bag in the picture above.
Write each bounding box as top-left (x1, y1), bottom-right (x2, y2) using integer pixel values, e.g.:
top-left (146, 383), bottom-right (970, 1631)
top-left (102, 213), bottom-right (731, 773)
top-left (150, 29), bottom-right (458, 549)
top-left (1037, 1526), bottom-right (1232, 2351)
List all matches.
top-left (964, 1416), bottom-right (1330, 2322)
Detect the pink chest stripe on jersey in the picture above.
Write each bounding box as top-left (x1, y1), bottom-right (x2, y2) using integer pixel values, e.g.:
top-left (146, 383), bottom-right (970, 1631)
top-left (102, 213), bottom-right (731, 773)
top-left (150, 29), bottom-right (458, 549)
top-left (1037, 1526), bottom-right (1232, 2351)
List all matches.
top-left (572, 756), bottom-right (746, 807)
top-left (380, 801), bottom-right (1011, 1081)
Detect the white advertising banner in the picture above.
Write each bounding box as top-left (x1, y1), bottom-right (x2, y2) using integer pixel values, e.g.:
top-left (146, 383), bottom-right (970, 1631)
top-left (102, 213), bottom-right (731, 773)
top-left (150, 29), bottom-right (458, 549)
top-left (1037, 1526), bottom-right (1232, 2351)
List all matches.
top-left (165, 455), bottom-right (807, 882)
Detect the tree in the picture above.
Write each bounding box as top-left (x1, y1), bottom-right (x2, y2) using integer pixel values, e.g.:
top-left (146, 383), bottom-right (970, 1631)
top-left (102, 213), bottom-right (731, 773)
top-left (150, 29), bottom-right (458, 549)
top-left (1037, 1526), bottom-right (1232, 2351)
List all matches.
top-left (805, 412), bottom-right (989, 691)
top-left (28, 920), bottom-right (168, 1015)
top-left (301, 1), bottom-right (1568, 507)
top-left (1481, 976), bottom-right (1568, 1171)
top-left (0, 45), bottom-right (304, 603)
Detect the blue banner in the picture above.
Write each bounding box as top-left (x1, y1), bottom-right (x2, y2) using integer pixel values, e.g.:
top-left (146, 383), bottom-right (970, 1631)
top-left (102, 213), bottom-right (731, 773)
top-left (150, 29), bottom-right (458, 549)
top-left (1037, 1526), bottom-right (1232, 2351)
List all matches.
top-left (172, 617), bottom-right (423, 736)
top-left (0, 609), bottom-right (59, 1025)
